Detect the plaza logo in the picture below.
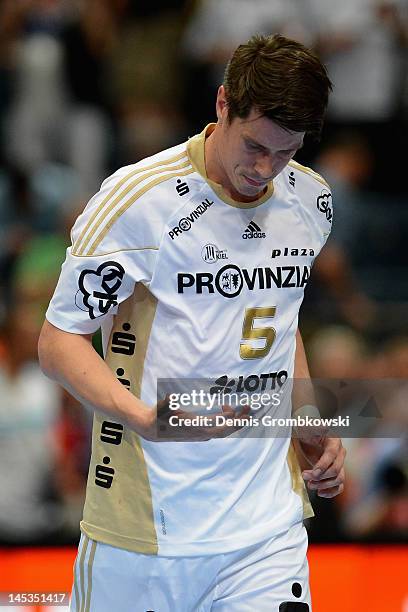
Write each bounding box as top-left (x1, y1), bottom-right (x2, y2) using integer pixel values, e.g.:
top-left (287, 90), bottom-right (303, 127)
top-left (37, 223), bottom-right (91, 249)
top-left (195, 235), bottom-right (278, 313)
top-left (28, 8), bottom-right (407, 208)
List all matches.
top-left (177, 263), bottom-right (310, 298)
top-left (209, 370), bottom-right (288, 394)
top-left (242, 221), bottom-right (266, 239)
top-left (271, 247), bottom-right (315, 258)
top-left (75, 261), bottom-right (125, 319)
top-left (168, 198), bottom-right (214, 239)
top-left (316, 190), bottom-right (332, 223)
top-left (201, 243), bottom-right (228, 264)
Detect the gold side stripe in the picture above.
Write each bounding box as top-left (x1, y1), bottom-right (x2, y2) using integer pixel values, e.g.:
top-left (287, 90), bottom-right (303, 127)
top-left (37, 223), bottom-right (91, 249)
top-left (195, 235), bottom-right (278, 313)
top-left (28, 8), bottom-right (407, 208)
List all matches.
top-left (84, 540), bottom-right (97, 612)
top-left (86, 167), bottom-right (195, 255)
top-left (72, 537), bottom-right (84, 612)
top-left (73, 150), bottom-right (188, 254)
top-left (75, 159), bottom-right (192, 256)
top-left (288, 160), bottom-right (330, 189)
top-left (79, 535), bottom-right (89, 612)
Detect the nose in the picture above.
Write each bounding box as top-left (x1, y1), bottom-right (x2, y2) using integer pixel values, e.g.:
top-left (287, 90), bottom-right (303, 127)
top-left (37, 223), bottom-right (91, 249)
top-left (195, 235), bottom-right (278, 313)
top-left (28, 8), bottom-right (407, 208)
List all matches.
top-left (254, 154), bottom-right (274, 180)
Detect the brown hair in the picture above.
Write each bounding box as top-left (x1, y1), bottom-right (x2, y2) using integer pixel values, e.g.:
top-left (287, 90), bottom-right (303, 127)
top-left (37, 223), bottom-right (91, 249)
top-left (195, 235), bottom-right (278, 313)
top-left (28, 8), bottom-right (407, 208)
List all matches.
top-left (223, 34), bottom-right (332, 137)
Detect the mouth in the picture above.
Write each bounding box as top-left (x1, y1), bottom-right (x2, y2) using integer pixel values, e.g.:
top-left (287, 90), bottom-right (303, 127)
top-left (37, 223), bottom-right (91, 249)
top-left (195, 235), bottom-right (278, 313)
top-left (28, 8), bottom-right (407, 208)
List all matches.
top-left (243, 175), bottom-right (268, 187)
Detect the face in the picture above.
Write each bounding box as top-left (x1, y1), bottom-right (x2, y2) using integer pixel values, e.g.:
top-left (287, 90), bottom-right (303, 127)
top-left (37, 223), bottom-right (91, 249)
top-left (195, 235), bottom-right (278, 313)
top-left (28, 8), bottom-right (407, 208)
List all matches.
top-left (211, 86), bottom-right (305, 202)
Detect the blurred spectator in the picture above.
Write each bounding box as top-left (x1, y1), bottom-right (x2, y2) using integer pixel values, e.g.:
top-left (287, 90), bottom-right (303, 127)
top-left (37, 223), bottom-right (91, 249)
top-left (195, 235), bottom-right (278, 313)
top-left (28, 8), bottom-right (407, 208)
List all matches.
top-left (305, 327), bottom-right (408, 542)
top-left (0, 163), bottom-right (81, 320)
top-left (12, 233), bottom-right (68, 311)
top-left (0, 228), bottom-right (91, 543)
top-left (3, 0), bottom-right (72, 172)
top-left (307, 134), bottom-right (378, 330)
top-left (181, 0), bottom-right (309, 133)
top-left (0, 164), bottom-right (33, 314)
top-left (307, 325), bottom-right (367, 379)
top-left (1, 0), bottom-right (122, 195)
top-left (341, 434), bottom-right (408, 542)
top-left (108, 1), bottom-right (188, 163)
top-left (306, 0), bottom-right (408, 194)
top-left (0, 300), bottom-right (63, 545)
top-left (59, 0), bottom-right (128, 192)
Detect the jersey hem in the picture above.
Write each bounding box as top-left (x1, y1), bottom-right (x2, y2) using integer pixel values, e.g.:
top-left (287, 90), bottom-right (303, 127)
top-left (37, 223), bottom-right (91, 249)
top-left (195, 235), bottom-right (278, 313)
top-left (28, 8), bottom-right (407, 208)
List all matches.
top-left (80, 521), bottom-right (159, 555)
top-left (80, 509), bottom-right (312, 557)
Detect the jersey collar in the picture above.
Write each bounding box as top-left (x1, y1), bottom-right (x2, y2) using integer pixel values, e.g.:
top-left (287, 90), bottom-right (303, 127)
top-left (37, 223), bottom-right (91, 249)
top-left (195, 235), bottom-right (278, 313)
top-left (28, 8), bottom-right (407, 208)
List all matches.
top-left (186, 123), bottom-right (274, 209)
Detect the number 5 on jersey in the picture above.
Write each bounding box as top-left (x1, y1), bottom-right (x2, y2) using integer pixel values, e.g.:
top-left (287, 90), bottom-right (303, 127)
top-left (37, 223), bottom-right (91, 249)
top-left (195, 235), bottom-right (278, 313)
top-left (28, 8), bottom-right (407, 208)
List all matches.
top-left (240, 306), bottom-right (277, 359)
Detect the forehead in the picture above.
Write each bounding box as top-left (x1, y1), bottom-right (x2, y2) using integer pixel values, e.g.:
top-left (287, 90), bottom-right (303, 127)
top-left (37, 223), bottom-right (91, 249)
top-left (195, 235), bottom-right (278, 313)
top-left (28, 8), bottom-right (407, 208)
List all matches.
top-left (235, 110), bottom-right (304, 150)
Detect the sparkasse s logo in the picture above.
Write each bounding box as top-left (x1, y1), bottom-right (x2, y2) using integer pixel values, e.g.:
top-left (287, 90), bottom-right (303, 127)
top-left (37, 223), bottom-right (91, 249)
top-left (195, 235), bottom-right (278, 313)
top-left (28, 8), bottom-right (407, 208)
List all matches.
top-left (242, 221), bottom-right (266, 239)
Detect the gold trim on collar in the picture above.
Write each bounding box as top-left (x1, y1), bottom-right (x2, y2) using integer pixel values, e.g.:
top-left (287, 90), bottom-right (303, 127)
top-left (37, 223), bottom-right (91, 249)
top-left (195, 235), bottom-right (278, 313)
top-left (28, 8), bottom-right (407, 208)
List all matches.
top-left (187, 124), bottom-right (274, 209)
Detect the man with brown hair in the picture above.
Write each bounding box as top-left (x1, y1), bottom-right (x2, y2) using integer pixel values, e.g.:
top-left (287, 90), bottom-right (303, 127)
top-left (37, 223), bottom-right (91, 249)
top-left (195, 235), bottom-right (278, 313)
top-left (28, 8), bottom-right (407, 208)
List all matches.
top-left (39, 34), bottom-right (345, 611)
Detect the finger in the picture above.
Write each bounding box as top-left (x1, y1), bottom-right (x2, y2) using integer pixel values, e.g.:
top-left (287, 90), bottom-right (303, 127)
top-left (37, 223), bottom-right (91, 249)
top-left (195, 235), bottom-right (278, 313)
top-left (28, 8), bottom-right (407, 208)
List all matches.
top-left (205, 416), bottom-right (251, 438)
top-left (156, 394), bottom-right (172, 416)
top-left (307, 473), bottom-right (345, 491)
top-left (317, 483), bottom-right (344, 498)
top-left (304, 450), bottom-right (346, 482)
top-left (318, 449), bottom-right (347, 480)
top-left (303, 439), bottom-right (343, 480)
top-left (240, 405), bottom-right (251, 415)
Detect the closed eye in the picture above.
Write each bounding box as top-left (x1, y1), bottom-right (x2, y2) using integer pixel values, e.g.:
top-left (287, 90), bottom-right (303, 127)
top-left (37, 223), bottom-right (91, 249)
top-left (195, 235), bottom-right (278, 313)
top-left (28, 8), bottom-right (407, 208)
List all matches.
top-left (245, 142), bottom-right (264, 152)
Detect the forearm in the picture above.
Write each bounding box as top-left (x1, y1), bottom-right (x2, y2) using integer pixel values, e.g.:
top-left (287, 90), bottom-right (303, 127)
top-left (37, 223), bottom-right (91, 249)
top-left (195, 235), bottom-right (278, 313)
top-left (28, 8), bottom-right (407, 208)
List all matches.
top-left (292, 329), bottom-right (316, 412)
top-left (292, 329), bottom-right (320, 470)
top-left (38, 320), bottom-right (150, 432)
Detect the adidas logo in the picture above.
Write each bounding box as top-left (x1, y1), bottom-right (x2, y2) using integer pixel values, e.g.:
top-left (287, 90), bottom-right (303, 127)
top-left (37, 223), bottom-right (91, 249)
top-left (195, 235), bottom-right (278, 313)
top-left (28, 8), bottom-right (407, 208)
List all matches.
top-left (242, 221), bottom-right (266, 240)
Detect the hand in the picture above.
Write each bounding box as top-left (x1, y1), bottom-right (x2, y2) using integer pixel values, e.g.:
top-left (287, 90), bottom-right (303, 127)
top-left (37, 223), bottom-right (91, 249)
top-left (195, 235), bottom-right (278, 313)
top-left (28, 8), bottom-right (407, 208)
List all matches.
top-left (299, 437), bottom-right (346, 498)
top-left (137, 397), bottom-right (251, 442)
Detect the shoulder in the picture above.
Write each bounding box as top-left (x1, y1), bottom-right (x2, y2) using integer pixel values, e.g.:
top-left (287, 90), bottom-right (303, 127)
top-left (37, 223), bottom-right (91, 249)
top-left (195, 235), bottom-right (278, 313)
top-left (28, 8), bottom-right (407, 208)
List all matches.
top-left (287, 159), bottom-right (330, 190)
top-left (71, 142), bottom-right (201, 256)
top-left (282, 161), bottom-right (333, 233)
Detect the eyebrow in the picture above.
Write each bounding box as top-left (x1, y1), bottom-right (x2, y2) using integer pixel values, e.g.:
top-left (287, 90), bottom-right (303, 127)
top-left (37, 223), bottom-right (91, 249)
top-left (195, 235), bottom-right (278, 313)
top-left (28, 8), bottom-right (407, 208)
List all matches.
top-left (243, 136), bottom-right (268, 150)
top-left (244, 136), bottom-right (302, 152)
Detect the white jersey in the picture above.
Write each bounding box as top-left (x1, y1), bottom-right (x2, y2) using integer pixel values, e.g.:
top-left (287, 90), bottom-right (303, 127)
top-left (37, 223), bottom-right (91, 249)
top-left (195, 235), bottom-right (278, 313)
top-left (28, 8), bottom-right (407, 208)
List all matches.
top-left (46, 124), bottom-right (332, 556)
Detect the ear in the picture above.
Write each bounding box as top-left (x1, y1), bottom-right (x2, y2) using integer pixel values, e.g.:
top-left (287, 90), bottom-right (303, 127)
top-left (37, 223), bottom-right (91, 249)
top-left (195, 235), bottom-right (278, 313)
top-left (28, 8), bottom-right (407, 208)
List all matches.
top-left (215, 85), bottom-right (228, 123)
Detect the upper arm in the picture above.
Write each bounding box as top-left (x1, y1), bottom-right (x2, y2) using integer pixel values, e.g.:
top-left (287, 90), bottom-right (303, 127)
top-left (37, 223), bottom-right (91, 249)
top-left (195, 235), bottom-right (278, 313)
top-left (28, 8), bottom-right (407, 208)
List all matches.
top-left (38, 319), bottom-right (93, 373)
top-left (45, 171), bottom-right (162, 336)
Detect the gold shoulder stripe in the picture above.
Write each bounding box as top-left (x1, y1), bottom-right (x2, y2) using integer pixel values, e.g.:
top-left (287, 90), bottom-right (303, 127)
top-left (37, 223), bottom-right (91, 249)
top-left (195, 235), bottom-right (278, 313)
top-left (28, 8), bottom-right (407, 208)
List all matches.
top-left (86, 167), bottom-right (195, 255)
top-left (288, 160), bottom-right (330, 189)
top-left (71, 246), bottom-right (158, 258)
top-left (76, 159), bottom-right (192, 256)
top-left (73, 150), bottom-right (188, 255)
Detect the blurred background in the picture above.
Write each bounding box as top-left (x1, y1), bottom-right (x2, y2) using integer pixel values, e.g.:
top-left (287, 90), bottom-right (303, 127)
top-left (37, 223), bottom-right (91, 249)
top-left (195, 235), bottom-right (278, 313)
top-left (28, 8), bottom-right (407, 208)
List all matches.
top-left (0, 0), bottom-right (407, 607)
